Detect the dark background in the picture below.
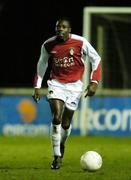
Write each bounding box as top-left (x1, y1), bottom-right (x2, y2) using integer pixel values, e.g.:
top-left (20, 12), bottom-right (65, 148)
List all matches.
top-left (0, 0), bottom-right (131, 87)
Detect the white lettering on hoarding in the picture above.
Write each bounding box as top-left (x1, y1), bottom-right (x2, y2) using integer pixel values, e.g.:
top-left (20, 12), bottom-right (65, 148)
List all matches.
top-left (87, 109), bottom-right (131, 131)
top-left (106, 109), bottom-right (121, 131)
top-left (121, 110), bottom-right (131, 131)
top-left (3, 124), bottom-right (49, 136)
top-left (93, 109), bottom-right (106, 130)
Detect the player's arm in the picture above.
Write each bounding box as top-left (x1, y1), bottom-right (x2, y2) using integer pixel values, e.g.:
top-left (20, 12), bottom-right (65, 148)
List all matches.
top-left (33, 44), bottom-right (49, 102)
top-left (84, 39), bottom-right (101, 97)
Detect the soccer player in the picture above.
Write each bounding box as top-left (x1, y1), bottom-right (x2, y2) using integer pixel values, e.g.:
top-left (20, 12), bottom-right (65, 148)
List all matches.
top-left (33, 17), bottom-right (101, 169)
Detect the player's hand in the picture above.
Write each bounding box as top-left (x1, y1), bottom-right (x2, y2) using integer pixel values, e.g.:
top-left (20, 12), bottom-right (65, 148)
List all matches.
top-left (32, 88), bottom-right (41, 103)
top-left (84, 82), bottom-right (98, 97)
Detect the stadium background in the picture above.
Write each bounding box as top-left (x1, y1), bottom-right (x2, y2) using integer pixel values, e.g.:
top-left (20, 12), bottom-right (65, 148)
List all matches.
top-left (0, 0), bottom-right (131, 136)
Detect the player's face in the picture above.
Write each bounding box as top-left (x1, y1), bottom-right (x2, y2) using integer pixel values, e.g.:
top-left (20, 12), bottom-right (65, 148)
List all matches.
top-left (55, 20), bottom-right (71, 41)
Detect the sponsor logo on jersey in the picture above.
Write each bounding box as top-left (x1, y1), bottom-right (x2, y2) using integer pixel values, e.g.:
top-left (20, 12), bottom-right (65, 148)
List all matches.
top-left (54, 57), bottom-right (75, 68)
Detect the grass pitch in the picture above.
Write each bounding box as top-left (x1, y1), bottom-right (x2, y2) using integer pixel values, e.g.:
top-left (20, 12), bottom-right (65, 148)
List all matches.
top-left (0, 136), bottom-right (131, 180)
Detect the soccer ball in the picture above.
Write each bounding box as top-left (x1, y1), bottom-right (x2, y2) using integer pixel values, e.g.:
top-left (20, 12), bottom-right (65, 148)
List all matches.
top-left (80, 151), bottom-right (102, 172)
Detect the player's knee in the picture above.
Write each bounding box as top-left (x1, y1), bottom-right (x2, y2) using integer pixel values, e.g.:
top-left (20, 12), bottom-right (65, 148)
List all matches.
top-left (52, 113), bottom-right (61, 125)
top-left (61, 122), bottom-right (70, 130)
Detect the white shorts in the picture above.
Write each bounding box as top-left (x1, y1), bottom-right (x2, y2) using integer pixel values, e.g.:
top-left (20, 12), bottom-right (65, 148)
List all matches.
top-left (47, 79), bottom-right (83, 111)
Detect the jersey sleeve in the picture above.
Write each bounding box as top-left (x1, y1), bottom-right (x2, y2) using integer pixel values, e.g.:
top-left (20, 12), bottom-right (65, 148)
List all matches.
top-left (83, 39), bottom-right (101, 83)
top-left (34, 44), bottom-right (49, 88)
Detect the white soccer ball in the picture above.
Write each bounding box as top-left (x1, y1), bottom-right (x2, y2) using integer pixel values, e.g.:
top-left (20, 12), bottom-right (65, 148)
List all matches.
top-left (80, 151), bottom-right (102, 172)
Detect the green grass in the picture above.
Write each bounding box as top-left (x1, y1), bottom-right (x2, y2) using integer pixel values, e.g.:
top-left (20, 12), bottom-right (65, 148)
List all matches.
top-left (0, 136), bottom-right (131, 180)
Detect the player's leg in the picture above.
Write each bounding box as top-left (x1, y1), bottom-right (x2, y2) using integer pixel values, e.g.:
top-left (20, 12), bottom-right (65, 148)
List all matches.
top-left (60, 107), bottom-right (74, 159)
top-left (49, 99), bottom-right (64, 169)
top-left (47, 79), bottom-right (67, 169)
top-left (60, 80), bottom-right (83, 159)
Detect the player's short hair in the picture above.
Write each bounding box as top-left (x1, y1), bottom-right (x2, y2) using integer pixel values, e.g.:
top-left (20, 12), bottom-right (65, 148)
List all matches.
top-left (56, 17), bottom-right (72, 28)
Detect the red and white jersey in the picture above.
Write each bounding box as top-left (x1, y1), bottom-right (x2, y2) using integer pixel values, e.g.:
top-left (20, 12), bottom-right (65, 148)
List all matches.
top-left (34, 34), bottom-right (101, 88)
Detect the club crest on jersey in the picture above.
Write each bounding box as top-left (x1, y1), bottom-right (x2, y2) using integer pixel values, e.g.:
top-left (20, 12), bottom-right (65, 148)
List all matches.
top-left (69, 48), bottom-right (74, 56)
